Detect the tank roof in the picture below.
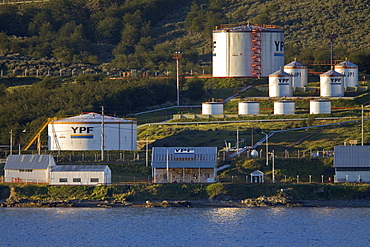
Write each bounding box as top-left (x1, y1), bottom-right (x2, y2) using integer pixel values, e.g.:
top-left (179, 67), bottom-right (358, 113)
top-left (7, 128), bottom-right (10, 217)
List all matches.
top-left (284, 60), bottom-right (307, 68)
top-left (269, 69), bottom-right (292, 77)
top-left (54, 112), bottom-right (135, 123)
top-left (320, 70), bottom-right (345, 77)
top-left (213, 24), bottom-right (283, 32)
top-left (335, 60), bottom-right (358, 68)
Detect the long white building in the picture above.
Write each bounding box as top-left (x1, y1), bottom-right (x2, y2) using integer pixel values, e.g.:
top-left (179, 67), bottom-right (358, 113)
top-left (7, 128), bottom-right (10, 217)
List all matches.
top-left (4, 155), bottom-right (111, 185)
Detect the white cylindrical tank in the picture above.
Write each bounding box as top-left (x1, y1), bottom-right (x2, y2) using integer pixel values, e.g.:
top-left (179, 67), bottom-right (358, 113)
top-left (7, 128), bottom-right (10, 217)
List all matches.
top-left (334, 60), bottom-right (358, 87)
top-left (238, 101), bottom-right (260, 115)
top-left (202, 102), bottom-right (224, 115)
top-left (48, 112), bottom-right (137, 151)
top-left (274, 100), bottom-right (295, 115)
top-left (310, 100), bottom-right (331, 114)
top-left (212, 24), bottom-right (284, 78)
top-left (284, 60), bottom-right (308, 87)
top-left (320, 70), bottom-right (345, 97)
top-left (269, 69), bottom-right (293, 97)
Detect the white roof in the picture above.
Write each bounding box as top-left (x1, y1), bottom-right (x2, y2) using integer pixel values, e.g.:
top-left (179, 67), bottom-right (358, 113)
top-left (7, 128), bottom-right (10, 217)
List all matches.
top-left (52, 165), bottom-right (110, 172)
top-left (334, 146), bottom-right (370, 167)
top-left (53, 112), bottom-right (135, 123)
top-left (320, 70), bottom-right (345, 77)
top-left (269, 69), bottom-right (292, 77)
top-left (4, 155), bottom-right (56, 169)
top-left (335, 60), bottom-right (357, 68)
top-left (284, 60), bottom-right (307, 68)
top-left (251, 170), bottom-right (264, 175)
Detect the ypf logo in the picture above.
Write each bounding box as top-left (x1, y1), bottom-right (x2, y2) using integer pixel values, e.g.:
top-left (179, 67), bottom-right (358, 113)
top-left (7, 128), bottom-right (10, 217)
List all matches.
top-left (175, 148), bottom-right (195, 153)
top-left (71, 127), bottom-right (94, 133)
top-left (278, 78), bottom-right (289, 83)
top-left (274, 41), bottom-right (284, 52)
top-left (330, 78), bottom-right (341, 83)
top-left (70, 127), bottom-right (94, 139)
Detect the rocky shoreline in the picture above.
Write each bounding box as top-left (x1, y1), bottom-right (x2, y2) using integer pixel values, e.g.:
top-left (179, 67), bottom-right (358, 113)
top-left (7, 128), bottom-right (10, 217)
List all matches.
top-left (1, 196), bottom-right (370, 208)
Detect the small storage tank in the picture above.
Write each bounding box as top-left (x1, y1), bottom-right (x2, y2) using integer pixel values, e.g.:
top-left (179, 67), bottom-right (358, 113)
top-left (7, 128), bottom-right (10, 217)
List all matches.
top-left (320, 70), bottom-right (345, 97)
top-left (269, 69), bottom-right (293, 97)
top-left (284, 60), bottom-right (308, 87)
top-left (202, 102), bottom-right (224, 115)
top-left (334, 60), bottom-right (358, 87)
top-left (212, 24), bottom-right (284, 78)
top-left (48, 112), bottom-right (137, 151)
top-left (310, 100), bottom-right (331, 114)
top-left (238, 101), bottom-right (260, 115)
top-left (274, 100), bottom-right (295, 115)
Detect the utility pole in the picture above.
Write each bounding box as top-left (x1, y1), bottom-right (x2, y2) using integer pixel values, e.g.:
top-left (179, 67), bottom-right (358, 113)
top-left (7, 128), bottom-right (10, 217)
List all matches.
top-left (173, 51), bottom-right (182, 106)
top-left (101, 106), bottom-right (105, 161)
top-left (262, 132), bottom-right (269, 166)
top-left (9, 130), bottom-right (12, 155)
top-left (236, 127), bottom-right (239, 157)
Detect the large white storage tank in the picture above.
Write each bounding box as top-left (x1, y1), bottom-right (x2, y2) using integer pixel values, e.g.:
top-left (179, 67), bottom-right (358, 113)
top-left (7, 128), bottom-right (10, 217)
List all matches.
top-left (269, 69), bottom-right (293, 97)
top-left (310, 100), bottom-right (331, 114)
top-left (274, 101), bottom-right (295, 115)
top-left (202, 102), bottom-right (224, 115)
top-left (48, 112), bottom-right (137, 151)
top-left (334, 60), bottom-right (358, 87)
top-left (212, 24), bottom-right (284, 78)
top-left (284, 60), bottom-right (308, 87)
top-left (320, 70), bottom-right (345, 97)
top-left (238, 101), bottom-right (260, 115)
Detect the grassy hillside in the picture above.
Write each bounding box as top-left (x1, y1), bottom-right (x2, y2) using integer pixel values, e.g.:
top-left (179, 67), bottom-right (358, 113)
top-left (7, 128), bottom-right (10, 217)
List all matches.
top-left (1, 0), bottom-right (370, 73)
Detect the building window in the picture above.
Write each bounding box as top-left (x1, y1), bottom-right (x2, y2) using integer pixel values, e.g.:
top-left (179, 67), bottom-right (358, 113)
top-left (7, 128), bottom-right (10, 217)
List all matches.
top-left (73, 178), bottom-right (81, 182)
top-left (90, 178), bottom-right (99, 183)
top-left (19, 169), bottom-right (32, 172)
top-left (59, 178), bottom-right (67, 182)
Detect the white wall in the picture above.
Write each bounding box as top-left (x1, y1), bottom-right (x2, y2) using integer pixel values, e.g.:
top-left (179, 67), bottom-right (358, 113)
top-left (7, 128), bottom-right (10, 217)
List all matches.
top-left (335, 171), bottom-right (370, 183)
top-left (4, 169), bottom-right (49, 183)
top-left (50, 170), bottom-right (111, 185)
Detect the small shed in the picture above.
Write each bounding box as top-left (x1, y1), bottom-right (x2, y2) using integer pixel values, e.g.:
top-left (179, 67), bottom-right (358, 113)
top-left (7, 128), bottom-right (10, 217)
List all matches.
top-left (50, 165), bottom-right (111, 185)
top-left (151, 147), bottom-right (218, 183)
top-left (4, 155), bottom-right (56, 183)
top-left (334, 146), bottom-right (370, 182)
top-left (250, 170), bottom-right (264, 183)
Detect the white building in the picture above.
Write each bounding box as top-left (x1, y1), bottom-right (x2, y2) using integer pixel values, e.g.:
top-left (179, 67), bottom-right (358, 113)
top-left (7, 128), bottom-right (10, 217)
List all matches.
top-left (50, 165), bottom-right (111, 185)
top-left (4, 155), bottom-right (56, 183)
top-left (334, 146), bottom-right (370, 182)
top-left (151, 147), bottom-right (218, 183)
top-left (4, 154), bottom-right (111, 185)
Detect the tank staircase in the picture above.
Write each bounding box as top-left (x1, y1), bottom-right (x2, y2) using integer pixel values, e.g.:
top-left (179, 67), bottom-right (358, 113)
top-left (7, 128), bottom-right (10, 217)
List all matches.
top-left (251, 29), bottom-right (262, 78)
top-left (23, 117), bottom-right (57, 152)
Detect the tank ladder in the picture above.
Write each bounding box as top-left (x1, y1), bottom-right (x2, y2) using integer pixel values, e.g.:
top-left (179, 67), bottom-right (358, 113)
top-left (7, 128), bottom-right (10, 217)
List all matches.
top-left (251, 29), bottom-right (262, 78)
top-left (23, 117), bottom-right (57, 152)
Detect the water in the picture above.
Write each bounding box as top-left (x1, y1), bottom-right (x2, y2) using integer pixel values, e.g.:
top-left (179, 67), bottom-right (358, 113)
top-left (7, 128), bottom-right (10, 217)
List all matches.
top-left (1, 207), bottom-right (369, 247)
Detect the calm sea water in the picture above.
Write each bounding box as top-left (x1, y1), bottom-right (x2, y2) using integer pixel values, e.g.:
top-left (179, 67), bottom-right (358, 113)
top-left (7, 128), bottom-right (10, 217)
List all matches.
top-left (1, 207), bottom-right (369, 247)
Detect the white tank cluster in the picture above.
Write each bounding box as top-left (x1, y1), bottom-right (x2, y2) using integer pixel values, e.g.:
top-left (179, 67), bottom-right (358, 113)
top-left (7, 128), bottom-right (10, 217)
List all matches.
top-left (268, 69), bottom-right (293, 97)
top-left (334, 60), bottom-right (358, 87)
top-left (202, 102), bottom-right (224, 115)
top-left (310, 99), bottom-right (331, 114)
top-left (274, 100), bottom-right (295, 115)
top-left (238, 101), bottom-right (260, 115)
top-left (212, 24), bottom-right (284, 78)
top-left (320, 69), bottom-right (345, 97)
top-left (48, 112), bottom-right (137, 151)
top-left (284, 60), bottom-right (308, 87)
